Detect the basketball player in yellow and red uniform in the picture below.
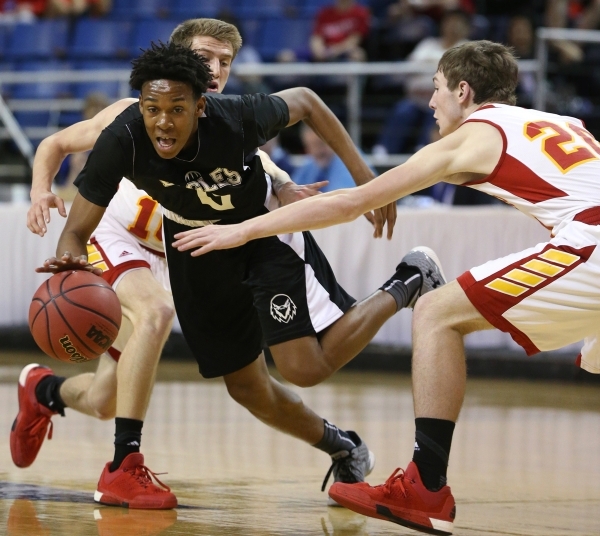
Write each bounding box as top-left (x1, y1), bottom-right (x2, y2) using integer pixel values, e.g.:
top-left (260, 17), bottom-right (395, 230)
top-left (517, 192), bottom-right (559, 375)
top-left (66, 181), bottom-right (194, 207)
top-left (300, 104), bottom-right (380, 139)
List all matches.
top-left (173, 40), bottom-right (600, 534)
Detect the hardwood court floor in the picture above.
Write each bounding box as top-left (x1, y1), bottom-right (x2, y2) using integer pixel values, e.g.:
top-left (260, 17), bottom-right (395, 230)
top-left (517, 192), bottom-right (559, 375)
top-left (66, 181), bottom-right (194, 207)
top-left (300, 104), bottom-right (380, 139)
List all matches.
top-left (1, 351), bottom-right (600, 535)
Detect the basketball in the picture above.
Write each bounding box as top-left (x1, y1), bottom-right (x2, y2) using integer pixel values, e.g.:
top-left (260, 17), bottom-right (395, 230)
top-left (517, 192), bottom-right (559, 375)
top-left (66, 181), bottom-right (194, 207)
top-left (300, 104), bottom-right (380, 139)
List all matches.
top-left (28, 270), bottom-right (122, 363)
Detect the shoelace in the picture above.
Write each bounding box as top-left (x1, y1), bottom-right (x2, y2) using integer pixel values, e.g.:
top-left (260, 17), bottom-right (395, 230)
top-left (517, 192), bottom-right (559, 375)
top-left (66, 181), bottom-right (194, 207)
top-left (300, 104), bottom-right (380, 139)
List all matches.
top-left (321, 452), bottom-right (358, 492)
top-left (128, 464), bottom-right (172, 492)
top-left (26, 417), bottom-right (53, 441)
top-left (380, 467), bottom-right (408, 497)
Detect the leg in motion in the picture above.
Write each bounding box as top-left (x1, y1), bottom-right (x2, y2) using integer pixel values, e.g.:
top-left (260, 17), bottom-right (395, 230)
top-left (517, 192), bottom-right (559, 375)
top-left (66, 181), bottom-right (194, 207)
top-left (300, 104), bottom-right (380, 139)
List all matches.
top-left (329, 281), bottom-right (491, 535)
top-left (223, 355), bottom-right (375, 502)
top-left (270, 246), bottom-right (447, 387)
top-left (94, 268), bottom-right (177, 509)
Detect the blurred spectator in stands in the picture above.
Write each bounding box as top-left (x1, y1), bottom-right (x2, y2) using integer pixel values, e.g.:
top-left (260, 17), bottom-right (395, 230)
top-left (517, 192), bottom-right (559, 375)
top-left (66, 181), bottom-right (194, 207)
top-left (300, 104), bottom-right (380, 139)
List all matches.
top-left (217, 11), bottom-right (271, 95)
top-left (260, 135), bottom-right (294, 176)
top-left (0, 0), bottom-right (43, 22)
top-left (544, 0), bottom-right (586, 63)
top-left (376, 0), bottom-right (437, 60)
top-left (46, 0), bottom-right (112, 18)
top-left (506, 14), bottom-right (536, 107)
top-left (0, 0), bottom-right (110, 21)
top-left (310, 0), bottom-right (370, 62)
top-left (56, 92), bottom-right (109, 200)
top-left (372, 9), bottom-right (470, 156)
top-left (292, 124), bottom-right (355, 193)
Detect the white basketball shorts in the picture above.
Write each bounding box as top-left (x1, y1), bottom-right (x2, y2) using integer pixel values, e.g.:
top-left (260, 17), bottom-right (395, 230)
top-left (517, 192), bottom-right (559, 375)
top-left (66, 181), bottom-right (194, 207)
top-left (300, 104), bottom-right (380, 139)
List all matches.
top-left (457, 221), bottom-right (600, 373)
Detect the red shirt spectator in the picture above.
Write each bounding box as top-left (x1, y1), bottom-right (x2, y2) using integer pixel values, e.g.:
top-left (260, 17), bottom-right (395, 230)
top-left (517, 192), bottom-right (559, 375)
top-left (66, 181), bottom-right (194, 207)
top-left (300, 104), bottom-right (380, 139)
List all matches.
top-left (310, 0), bottom-right (370, 61)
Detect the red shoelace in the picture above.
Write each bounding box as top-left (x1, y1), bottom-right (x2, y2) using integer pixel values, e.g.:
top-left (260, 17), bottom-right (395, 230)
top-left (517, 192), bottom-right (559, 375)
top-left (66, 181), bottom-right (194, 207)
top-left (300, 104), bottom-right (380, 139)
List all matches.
top-left (26, 417), bottom-right (53, 441)
top-left (380, 468), bottom-right (408, 497)
top-left (127, 464), bottom-right (172, 492)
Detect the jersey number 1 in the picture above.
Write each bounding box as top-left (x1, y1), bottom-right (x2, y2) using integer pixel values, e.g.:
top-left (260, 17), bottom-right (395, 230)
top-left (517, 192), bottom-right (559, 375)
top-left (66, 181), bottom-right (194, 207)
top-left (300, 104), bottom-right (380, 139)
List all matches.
top-left (128, 197), bottom-right (163, 242)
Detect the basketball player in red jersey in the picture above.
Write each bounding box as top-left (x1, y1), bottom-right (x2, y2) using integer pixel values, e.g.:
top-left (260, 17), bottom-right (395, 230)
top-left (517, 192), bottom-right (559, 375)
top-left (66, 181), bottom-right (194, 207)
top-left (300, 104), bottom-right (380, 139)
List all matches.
top-left (173, 40), bottom-right (600, 534)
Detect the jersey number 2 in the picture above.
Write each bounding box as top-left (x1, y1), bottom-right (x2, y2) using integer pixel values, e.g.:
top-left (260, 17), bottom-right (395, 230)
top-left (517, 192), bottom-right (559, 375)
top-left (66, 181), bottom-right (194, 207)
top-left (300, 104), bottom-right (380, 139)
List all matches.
top-left (524, 121), bottom-right (600, 173)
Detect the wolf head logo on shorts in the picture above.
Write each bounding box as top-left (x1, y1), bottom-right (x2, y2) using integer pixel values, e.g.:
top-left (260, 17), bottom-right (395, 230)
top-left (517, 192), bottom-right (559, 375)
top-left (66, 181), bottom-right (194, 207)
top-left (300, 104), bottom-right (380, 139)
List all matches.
top-left (270, 294), bottom-right (297, 323)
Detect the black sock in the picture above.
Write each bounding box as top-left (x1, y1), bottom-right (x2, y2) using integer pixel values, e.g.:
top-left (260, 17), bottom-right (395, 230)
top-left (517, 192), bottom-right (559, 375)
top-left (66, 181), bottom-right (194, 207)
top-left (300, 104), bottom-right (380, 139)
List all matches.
top-left (110, 417), bottom-right (143, 472)
top-left (313, 420), bottom-right (358, 455)
top-left (35, 375), bottom-right (67, 416)
top-left (380, 264), bottom-right (422, 311)
top-left (412, 417), bottom-right (455, 492)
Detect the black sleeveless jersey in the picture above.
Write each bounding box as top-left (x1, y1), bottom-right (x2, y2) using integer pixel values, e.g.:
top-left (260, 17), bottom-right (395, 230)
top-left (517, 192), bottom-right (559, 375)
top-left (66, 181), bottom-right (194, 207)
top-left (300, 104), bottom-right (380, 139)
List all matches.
top-left (76, 93), bottom-right (290, 224)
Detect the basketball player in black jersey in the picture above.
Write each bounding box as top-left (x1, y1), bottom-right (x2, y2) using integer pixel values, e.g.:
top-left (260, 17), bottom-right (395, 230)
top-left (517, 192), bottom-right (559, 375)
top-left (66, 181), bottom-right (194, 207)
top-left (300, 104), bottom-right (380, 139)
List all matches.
top-left (35, 42), bottom-right (445, 509)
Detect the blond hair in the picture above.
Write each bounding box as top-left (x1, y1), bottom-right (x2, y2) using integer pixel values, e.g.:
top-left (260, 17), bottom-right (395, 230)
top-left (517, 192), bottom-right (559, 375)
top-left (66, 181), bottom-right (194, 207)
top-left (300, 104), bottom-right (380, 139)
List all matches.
top-left (170, 18), bottom-right (242, 58)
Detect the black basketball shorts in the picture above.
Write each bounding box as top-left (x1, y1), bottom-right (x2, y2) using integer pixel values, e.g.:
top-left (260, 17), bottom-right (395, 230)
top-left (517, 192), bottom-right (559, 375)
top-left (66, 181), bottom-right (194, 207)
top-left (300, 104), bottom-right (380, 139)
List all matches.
top-left (164, 219), bottom-right (356, 378)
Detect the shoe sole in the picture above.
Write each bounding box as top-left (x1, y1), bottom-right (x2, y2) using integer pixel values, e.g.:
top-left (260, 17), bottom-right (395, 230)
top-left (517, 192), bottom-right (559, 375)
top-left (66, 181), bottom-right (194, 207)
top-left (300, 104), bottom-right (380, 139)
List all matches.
top-left (329, 489), bottom-right (453, 535)
top-left (94, 490), bottom-right (177, 510)
top-left (327, 450), bottom-right (376, 507)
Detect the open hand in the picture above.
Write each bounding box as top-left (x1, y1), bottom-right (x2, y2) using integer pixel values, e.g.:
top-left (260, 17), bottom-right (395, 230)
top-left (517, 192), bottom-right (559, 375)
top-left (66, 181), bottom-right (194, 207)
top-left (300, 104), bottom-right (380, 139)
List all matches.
top-left (27, 191), bottom-right (67, 236)
top-left (36, 251), bottom-right (102, 275)
top-left (172, 223), bottom-right (249, 257)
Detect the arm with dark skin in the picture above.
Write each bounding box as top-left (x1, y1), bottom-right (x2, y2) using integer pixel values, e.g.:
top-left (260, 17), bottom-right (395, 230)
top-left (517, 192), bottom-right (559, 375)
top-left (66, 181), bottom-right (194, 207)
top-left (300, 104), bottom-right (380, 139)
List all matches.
top-left (36, 193), bottom-right (106, 275)
top-left (274, 87), bottom-right (397, 239)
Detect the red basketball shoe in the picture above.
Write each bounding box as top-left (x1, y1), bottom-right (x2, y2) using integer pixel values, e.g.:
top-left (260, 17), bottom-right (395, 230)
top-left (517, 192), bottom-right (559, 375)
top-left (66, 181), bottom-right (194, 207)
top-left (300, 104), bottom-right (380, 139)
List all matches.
top-left (94, 453), bottom-right (177, 510)
top-left (10, 364), bottom-right (58, 468)
top-left (328, 461), bottom-right (455, 535)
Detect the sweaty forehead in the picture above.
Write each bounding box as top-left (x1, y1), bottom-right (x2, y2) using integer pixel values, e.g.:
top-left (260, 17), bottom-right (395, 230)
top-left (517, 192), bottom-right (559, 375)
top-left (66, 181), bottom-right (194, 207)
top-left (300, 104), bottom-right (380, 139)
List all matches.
top-left (142, 79), bottom-right (192, 99)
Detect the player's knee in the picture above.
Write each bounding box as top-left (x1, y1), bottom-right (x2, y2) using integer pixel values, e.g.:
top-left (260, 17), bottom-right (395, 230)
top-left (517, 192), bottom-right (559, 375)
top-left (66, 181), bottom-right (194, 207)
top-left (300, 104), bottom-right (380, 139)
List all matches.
top-left (225, 378), bottom-right (267, 409)
top-left (90, 398), bottom-right (116, 420)
top-left (134, 296), bottom-right (175, 335)
top-left (277, 361), bottom-right (326, 388)
top-left (413, 291), bottom-right (450, 329)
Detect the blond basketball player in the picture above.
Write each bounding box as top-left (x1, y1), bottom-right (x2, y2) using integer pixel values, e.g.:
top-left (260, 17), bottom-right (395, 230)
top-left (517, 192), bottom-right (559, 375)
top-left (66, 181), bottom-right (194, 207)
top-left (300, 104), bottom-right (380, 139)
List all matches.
top-left (16, 19), bottom-right (395, 511)
top-left (170, 40), bottom-right (600, 534)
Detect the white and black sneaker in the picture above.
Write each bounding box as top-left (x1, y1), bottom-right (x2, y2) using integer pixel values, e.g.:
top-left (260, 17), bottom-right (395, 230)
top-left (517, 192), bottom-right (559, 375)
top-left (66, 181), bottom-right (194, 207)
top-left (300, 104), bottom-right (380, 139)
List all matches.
top-left (401, 246), bottom-right (447, 308)
top-left (321, 431), bottom-right (376, 506)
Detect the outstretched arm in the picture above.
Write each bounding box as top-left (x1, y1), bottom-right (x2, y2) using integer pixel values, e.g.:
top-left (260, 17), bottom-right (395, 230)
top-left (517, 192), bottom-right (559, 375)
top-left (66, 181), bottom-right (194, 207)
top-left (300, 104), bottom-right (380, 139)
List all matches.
top-left (28, 98), bottom-right (136, 236)
top-left (274, 87), bottom-right (397, 239)
top-left (257, 148), bottom-right (327, 205)
top-left (172, 122), bottom-right (502, 255)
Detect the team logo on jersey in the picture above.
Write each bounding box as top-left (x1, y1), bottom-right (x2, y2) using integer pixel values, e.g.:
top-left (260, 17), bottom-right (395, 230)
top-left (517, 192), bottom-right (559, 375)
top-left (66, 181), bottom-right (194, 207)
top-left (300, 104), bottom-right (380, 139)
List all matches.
top-left (160, 180), bottom-right (175, 187)
top-left (270, 294), bottom-right (297, 323)
top-left (119, 251), bottom-right (132, 257)
top-left (184, 170), bottom-right (205, 190)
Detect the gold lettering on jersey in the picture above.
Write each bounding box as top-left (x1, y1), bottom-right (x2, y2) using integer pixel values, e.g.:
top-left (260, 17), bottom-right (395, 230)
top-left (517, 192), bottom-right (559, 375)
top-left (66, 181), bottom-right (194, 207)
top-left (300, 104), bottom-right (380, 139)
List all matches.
top-left (539, 249), bottom-right (579, 266)
top-left (196, 190), bottom-right (234, 211)
top-left (503, 268), bottom-right (546, 287)
top-left (210, 168), bottom-right (242, 187)
top-left (485, 279), bottom-right (528, 297)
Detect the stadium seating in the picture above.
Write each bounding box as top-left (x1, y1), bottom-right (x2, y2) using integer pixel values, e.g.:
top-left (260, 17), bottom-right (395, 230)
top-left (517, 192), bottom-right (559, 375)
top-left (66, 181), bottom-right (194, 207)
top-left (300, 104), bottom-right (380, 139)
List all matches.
top-left (258, 17), bottom-right (312, 61)
top-left (110, 0), bottom-right (169, 20)
top-left (71, 60), bottom-right (132, 99)
top-left (5, 20), bottom-right (69, 61)
top-left (70, 20), bottom-right (133, 59)
top-left (130, 20), bottom-right (180, 56)
top-left (170, 0), bottom-right (227, 20)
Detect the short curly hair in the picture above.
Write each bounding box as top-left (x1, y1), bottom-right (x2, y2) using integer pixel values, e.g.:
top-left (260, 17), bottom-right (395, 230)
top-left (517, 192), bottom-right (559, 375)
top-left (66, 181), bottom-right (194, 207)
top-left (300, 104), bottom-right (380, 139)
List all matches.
top-left (130, 41), bottom-right (212, 99)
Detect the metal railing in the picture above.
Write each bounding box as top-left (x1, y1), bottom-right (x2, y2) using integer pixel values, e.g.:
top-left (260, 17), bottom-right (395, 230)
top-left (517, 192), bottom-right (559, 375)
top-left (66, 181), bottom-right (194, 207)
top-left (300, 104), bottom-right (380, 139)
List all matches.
top-left (1, 26), bottom-right (600, 169)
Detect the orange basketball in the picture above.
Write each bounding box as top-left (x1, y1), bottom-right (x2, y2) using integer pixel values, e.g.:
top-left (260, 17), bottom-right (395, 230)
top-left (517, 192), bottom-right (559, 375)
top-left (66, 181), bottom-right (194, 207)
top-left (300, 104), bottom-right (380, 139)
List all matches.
top-left (29, 270), bottom-right (122, 363)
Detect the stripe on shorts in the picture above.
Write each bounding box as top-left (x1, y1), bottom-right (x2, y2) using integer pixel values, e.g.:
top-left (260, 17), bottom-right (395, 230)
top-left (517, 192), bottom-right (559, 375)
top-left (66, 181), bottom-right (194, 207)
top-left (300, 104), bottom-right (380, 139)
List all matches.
top-left (458, 243), bottom-right (596, 355)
